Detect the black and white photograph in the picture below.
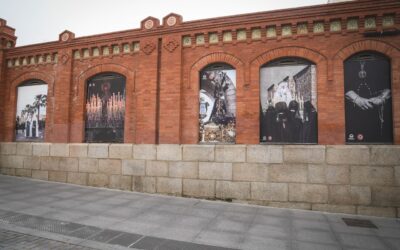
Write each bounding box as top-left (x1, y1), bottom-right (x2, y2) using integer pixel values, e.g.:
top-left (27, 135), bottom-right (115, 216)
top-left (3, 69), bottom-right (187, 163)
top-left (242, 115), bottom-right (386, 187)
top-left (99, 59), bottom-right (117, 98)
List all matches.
top-left (85, 73), bottom-right (126, 143)
top-left (199, 65), bottom-right (236, 143)
top-left (344, 52), bottom-right (393, 143)
top-left (260, 59), bottom-right (317, 143)
top-left (15, 82), bottom-right (47, 142)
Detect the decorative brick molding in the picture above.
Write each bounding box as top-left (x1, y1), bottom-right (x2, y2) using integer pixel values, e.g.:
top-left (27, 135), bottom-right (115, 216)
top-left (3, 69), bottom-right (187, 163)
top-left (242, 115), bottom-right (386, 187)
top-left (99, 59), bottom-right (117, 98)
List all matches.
top-left (1, 142), bottom-right (399, 218)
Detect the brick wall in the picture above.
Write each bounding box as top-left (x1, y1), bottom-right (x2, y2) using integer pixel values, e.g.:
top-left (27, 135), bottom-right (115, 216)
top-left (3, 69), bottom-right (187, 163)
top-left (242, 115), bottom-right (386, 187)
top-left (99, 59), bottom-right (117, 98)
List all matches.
top-left (1, 142), bottom-right (399, 218)
top-left (0, 0), bottom-right (399, 144)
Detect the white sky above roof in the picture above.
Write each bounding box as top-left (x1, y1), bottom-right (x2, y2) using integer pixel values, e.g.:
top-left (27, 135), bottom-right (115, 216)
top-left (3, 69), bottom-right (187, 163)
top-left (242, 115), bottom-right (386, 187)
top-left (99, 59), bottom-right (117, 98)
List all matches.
top-left (0, 0), bottom-right (326, 46)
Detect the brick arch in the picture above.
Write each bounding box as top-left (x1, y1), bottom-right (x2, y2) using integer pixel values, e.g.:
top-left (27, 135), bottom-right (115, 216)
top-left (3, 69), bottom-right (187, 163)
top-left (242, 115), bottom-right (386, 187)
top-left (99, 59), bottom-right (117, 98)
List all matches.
top-left (3, 71), bottom-right (55, 142)
top-left (182, 52), bottom-right (246, 143)
top-left (248, 46), bottom-right (331, 144)
top-left (333, 39), bottom-right (400, 144)
top-left (188, 52), bottom-right (244, 90)
top-left (70, 63), bottom-right (136, 143)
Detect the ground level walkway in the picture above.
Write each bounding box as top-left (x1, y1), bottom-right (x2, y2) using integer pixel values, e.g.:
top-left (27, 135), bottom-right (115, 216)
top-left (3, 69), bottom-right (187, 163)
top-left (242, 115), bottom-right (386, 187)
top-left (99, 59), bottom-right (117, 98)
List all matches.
top-left (0, 175), bottom-right (399, 250)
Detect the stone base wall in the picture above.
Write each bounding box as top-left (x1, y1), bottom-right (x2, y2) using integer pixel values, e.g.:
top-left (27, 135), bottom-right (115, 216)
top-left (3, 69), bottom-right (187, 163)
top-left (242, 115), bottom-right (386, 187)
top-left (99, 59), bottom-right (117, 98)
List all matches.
top-left (0, 142), bottom-right (399, 218)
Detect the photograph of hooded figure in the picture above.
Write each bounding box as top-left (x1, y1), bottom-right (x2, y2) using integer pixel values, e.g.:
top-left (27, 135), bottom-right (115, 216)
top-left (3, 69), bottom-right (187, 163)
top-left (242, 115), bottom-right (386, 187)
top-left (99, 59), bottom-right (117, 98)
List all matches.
top-left (199, 64), bottom-right (236, 143)
top-left (344, 52), bottom-right (393, 143)
top-left (260, 58), bottom-right (318, 143)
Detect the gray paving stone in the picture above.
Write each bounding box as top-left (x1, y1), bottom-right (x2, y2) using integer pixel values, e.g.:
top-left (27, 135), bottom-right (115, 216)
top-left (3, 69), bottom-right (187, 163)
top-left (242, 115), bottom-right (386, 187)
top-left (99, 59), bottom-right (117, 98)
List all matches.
top-left (240, 236), bottom-right (291, 250)
top-left (107, 232), bottom-right (142, 247)
top-left (88, 229), bottom-right (122, 243)
top-left (338, 234), bottom-right (388, 249)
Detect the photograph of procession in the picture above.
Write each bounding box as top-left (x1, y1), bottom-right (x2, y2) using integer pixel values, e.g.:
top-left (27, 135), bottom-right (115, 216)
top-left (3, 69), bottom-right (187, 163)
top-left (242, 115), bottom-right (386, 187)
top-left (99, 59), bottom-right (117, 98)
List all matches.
top-left (15, 82), bottom-right (47, 142)
top-left (85, 73), bottom-right (126, 143)
top-left (199, 65), bottom-right (236, 143)
top-left (260, 58), bottom-right (318, 143)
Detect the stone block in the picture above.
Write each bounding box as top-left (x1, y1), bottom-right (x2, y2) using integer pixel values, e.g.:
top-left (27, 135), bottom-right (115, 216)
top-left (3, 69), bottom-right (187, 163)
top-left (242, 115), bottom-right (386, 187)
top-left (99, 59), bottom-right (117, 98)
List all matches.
top-left (78, 158), bottom-right (98, 173)
top-left (216, 181), bottom-right (250, 200)
top-left (67, 172), bottom-right (87, 186)
top-left (122, 160), bottom-right (145, 176)
top-left (2, 155), bottom-right (24, 169)
top-left (40, 157), bottom-right (60, 171)
top-left (312, 204), bottom-right (356, 214)
top-left (88, 144), bottom-right (109, 158)
top-left (156, 144), bottom-right (182, 161)
top-left (268, 202), bottom-right (311, 210)
top-left (215, 145), bottom-right (246, 163)
top-left (156, 177), bottom-right (182, 195)
top-left (109, 175), bottom-right (132, 191)
top-left (88, 173), bottom-right (109, 187)
top-left (329, 186), bottom-right (371, 205)
top-left (0, 143), bottom-right (16, 155)
top-left (370, 146), bottom-right (400, 165)
top-left (143, 177), bottom-right (156, 193)
top-left (308, 165), bottom-right (326, 184)
top-left (146, 161), bottom-right (168, 177)
top-left (350, 166), bottom-right (394, 186)
top-left (50, 143), bottom-right (69, 157)
top-left (326, 146), bottom-right (370, 165)
top-left (199, 162), bottom-right (232, 180)
top-left (109, 144), bottom-right (133, 159)
top-left (395, 166), bottom-right (400, 186)
top-left (59, 158), bottom-right (78, 172)
top-left (49, 171), bottom-right (67, 182)
top-left (247, 145), bottom-right (283, 163)
top-left (357, 206), bottom-right (396, 218)
top-left (69, 144), bottom-right (88, 157)
top-left (32, 170), bottom-right (48, 180)
top-left (32, 143), bottom-right (50, 156)
top-left (289, 183), bottom-right (328, 203)
top-left (133, 144), bottom-right (156, 160)
top-left (0, 168), bottom-right (15, 176)
top-left (251, 182), bottom-right (288, 201)
top-left (183, 179), bottom-right (215, 198)
top-left (169, 161), bottom-right (198, 178)
top-left (98, 159), bottom-right (121, 175)
top-left (15, 168), bottom-right (32, 177)
top-left (183, 145), bottom-right (214, 162)
top-left (269, 164), bottom-right (308, 183)
top-left (326, 165), bottom-right (349, 184)
top-left (372, 186), bottom-right (400, 206)
top-left (283, 145), bottom-right (325, 164)
top-left (233, 163), bottom-right (268, 182)
top-left (16, 143), bottom-right (32, 155)
top-left (23, 156), bottom-right (41, 169)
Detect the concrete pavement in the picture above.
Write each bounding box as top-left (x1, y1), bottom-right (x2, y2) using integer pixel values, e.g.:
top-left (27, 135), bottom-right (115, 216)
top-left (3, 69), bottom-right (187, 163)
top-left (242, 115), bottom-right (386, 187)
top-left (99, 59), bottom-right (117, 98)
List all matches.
top-left (0, 175), bottom-right (399, 250)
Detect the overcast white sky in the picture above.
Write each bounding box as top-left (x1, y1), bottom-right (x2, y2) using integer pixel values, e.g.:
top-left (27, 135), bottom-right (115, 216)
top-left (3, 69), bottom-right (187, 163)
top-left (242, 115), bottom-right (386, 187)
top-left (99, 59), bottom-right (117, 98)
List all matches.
top-left (0, 0), bottom-right (327, 46)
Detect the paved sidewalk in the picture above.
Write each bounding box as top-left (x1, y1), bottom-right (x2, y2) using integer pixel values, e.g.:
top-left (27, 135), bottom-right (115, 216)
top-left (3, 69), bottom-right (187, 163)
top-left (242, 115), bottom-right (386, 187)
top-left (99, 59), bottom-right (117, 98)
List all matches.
top-left (0, 175), bottom-right (399, 250)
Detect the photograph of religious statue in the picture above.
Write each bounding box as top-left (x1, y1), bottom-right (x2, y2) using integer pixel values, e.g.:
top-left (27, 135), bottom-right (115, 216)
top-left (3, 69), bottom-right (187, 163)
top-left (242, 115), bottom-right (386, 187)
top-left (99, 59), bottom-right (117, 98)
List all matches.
top-left (85, 73), bottom-right (126, 143)
top-left (344, 53), bottom-right (393, 143)
top-left (260, 60), bottom-right (318, 143)
top-left (199, 66), bottom-right (236, 143)
top-left (15, 83), bottom-right (47, 142)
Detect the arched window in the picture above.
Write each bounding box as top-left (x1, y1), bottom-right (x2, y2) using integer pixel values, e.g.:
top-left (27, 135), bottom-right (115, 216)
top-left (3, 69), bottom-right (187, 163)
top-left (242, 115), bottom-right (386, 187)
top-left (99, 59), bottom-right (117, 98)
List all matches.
top-left (85, 73), bottom-right (126, 143)
top-left (260, 57), bottom-right (317, 143)
top-left (15, 80), bottom-right (48, 142)
top-left (199, 63), bottom-right (236, 143)
top-left (344, 51), bottom-right (393, 143)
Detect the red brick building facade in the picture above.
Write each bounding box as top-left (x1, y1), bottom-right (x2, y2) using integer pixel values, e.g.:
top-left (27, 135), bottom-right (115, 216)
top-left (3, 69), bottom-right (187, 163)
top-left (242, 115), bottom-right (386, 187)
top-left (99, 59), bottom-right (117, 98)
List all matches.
top-left (0, 0), bottom-right (399, 145)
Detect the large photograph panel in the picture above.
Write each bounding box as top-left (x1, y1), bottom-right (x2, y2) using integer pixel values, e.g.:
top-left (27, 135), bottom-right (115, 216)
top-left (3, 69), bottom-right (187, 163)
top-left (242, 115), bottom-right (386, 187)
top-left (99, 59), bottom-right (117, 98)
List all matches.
top-left (260, 59), bottom-right (317, 143)
top-left (85, 74), bottom-right (126, 143)
top-left (15, 83), bottom-right (48, 142)
top-left (344, 52), bottom-right (393, 143)
top-left (199, 65), bottom-right (236, 143)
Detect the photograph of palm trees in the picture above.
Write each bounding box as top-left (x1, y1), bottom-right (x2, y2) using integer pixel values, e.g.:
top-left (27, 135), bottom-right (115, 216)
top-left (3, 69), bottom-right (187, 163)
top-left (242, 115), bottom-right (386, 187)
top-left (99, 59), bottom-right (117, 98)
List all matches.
top-left (15, 82), bottom-right (47, 141)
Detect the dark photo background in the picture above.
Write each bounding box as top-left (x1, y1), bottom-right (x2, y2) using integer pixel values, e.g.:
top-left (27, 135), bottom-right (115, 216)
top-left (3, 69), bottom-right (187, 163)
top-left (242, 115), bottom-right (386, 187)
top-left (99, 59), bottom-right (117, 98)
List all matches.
top-left (344, 52), bottom-right (393, 143)
top-left (85, 73), bottom-right (126, 143)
